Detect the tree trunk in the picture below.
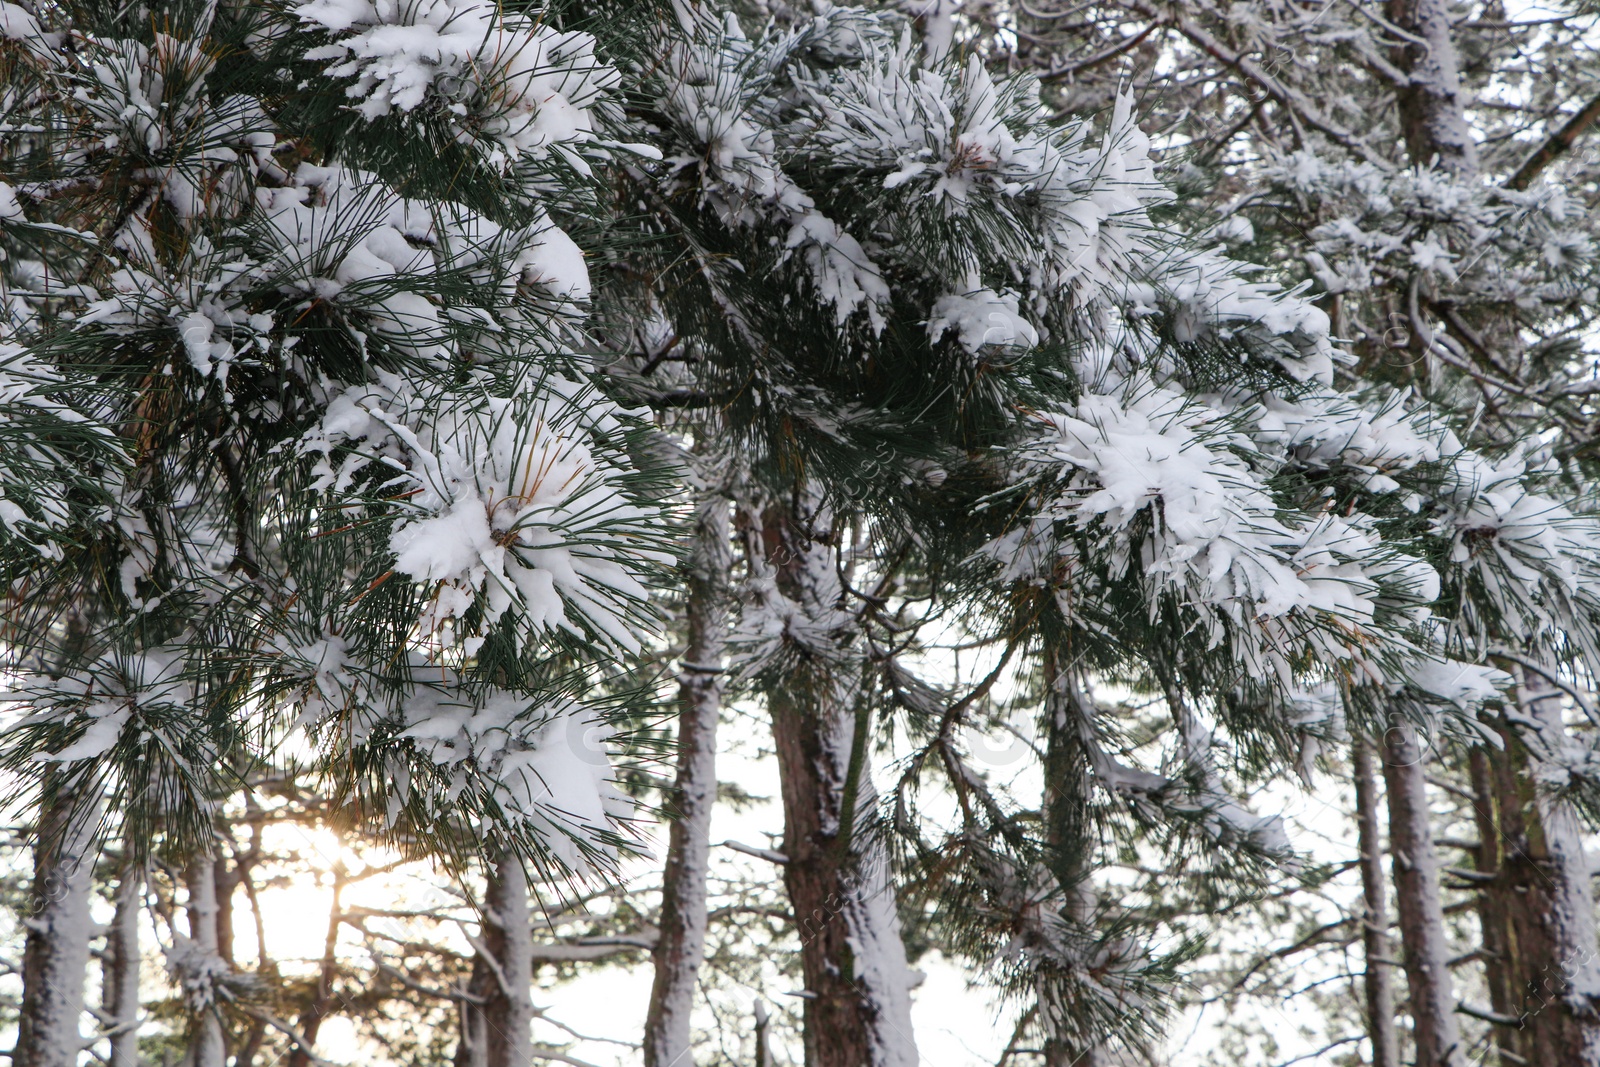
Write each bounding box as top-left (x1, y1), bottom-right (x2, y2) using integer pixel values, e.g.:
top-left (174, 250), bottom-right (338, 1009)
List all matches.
top-left (1377, 18), bottom-right (1471, 1061)
top-left (645, 493), bottom-right (730, 1067)
top-left (214, 854), bottom-right (236, 969)
top-left (754, 1000), bottom-right (772, 1067)
top-left (106, 864), bottom-right (142, 1067)
top-left (1464, 679), bottom-right (1600, 1067)
top-left (16, 788), bottom-right (96, 1067)
top-left (454, 966), bottom-right (489, 1067)
top-left (1385, 0), bottom-right (1478, 175)
top-left (186, 855), bottom-right (227, 1067)
top-left (288, 862), bottom-right (346, 1067)
top-left (481, 856), bottom-right (535, 1067)
top-left (1510, 668), bottom-right (1600, 1062)
top-left (1039, 660), bottom-right (1104, 1067)
top-left (1381, 720), bottom-right (1463, 1067)
top-left (761, 503), bottom-right (919, 1067)
top-left (1466, 745), bottom-right (1521, 1067)
top-left (1382, 3), bottom-right (1600, 1056)
top-left (1353, 736), bottom-right (1400, 1067)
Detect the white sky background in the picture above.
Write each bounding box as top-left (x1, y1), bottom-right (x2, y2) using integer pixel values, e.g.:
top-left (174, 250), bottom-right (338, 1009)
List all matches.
top-left (0, 710), bottom-right (1470, 1067)
top-left (413, 716), bottom-right (1380, 1067)
top-left (186, 694), bottom-right (1380, 1067)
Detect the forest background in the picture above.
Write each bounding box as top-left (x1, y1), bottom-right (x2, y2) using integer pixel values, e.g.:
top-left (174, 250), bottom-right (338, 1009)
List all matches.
top-left (1, 1), bottom-right (1599, 1067)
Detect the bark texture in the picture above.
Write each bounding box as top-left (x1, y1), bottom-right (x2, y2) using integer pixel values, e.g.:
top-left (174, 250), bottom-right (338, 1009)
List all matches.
top-left (1039, 662), bottom-right (1105, 1067)
top-left (645, 494), bottom-right (730, 1067)
top-left (1473, 736), bottom-right (1548, 1067)
top-left (1381, 722), bottom-right (1463, 1067)
top-left (16, 789), bottom-right (95, 1067)
top-left (1520, 673), bottom-right (1600, 1064)
top-left (186, 855), bottom-right (228, 1067)
top-left (457, 856), bottom-right (535, 1067)
top-left (106, 865), bottom-right (142, 1067)
top-left (762, 503), bottom-right (919, 1067)
top-left (1353, 736), bottom-right (1400, 1067)
top-left (1470, 672), bottom-right (1600, 1065)
top-left (1386, 0), bottom-right (1478, 175)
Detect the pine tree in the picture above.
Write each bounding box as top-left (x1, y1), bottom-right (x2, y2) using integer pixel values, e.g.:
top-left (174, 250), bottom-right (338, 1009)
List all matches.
top-left (594, 3), bottom-right (1600, 1063)
top-left (1, 0), bottom-right (674, 1060)
top-left (980, 2), bottom-right (1600, 1061)
top-left (6, 1), bottom-right (1600, 1063)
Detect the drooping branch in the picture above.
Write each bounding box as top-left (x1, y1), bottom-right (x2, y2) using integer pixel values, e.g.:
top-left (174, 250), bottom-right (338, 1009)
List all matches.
top-left (1507, 93), bottom-right (1600, 190)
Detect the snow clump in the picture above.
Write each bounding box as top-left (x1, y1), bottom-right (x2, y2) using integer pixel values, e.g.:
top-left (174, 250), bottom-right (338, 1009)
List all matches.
top-left (295, 0), bottom-right (621, 168)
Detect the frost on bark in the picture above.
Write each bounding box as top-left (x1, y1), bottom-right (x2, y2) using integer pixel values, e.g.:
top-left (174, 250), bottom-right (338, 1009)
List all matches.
top-left (761, 504), bottom-right (919, 1067)
top-left (1386, 0), bottom-right (1478, 175)
top-left (645, 491), bottom-right (731, 1067)
top-left (185, 855), bottom-right (227, 1067)
top-left (1381, 721), bottom-right (1463, 1067)
top-left (16, 787), bottom-right (95, 1067)
top-left (458, 855), bottom-right (534, 1067)
top-left (1353, 736), bottom-right (1399, 1067)
top-left (1472, 670), bottom-right (1600, 1065)
top-left (105, 865), bottom-right (142, 1067)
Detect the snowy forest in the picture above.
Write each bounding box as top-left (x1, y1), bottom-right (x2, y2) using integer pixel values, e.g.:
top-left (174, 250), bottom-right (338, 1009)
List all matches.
top-left (0, 0), bottom-right (1598, 1065)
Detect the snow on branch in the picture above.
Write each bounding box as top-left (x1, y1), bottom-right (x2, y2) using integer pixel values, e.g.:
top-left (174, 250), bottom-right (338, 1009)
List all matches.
top-left (294, 0), bottom-right (622, 169)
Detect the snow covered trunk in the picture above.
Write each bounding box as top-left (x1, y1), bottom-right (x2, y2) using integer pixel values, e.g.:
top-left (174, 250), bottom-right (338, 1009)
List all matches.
top-left (761, 506), bottom-right (919, 1067)
top-left (1380, 721), bottom-right (1464, 1067)
top-left (1040, 658), bottom-right (1104, 1067)
top-left (186, 856), bottom-right (227, 1067)
top-left (1385, 0), bottom-right (1478, 176)
top-left (481, 856), bottom-right (535, 1067)
top-left (1512, 667), bottom-right (1600, 1062)
top-left (16, 787), bottom-right (95, 1067)
top-left (106, 865), bottom-right (142, 1067)
top-left (1352, 736), bottom-right (1399, 1067)
top-left (645, 492), bottom-right (730, 1067)
top-left (754, 1000), bottom-right (773, 1067)
top-left (901, 0), bottom-right (960, 65)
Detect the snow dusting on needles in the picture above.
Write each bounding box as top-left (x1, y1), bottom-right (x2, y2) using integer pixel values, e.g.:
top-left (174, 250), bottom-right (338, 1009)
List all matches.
top-left (307, 372), bottom-right (669, 655)
top-left (660, 5), bottom-right (891, 330)
top-left (295, 0), bottom-right (620, 168)
top-left (10, 649), bottom-right (196, 764)
top-left (399, 684), bottom-right (631, 870)
top-left (1005, 385), bottom-right (1424, 681)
